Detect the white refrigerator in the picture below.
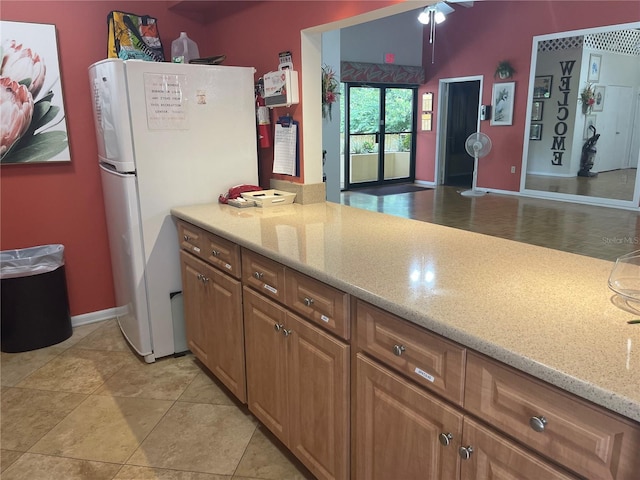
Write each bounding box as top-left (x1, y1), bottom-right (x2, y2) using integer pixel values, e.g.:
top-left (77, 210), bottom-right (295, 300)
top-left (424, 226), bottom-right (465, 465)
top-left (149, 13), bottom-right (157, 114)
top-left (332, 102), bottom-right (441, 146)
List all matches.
top-left (89, 59), bottom-right (258, 362)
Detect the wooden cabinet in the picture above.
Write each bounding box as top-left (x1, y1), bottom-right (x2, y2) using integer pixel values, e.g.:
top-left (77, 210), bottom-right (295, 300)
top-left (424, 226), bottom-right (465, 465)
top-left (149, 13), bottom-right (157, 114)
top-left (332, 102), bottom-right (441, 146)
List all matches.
top-left (459, 417), bottom-right (576, 480)
top-left (243, 287), bottom-right (350, 480)
top-left (356, 300), bottom-right (465, 405)
top-left (242, 286), bottom-right (288, 442)
top-left (180, 251), bottom-right (211, 365)
top-left (465, 352), bottom-right (640, 480)
top-left (355, 353), bottom-right (463, 480)
top-left (175, 217), bottom-right (640, 480)
top-left (242, 248), bottom-right (286, 303)
top-left (179, 246), bottom-right (246, 402)
top-left (354, 300), bottom-right (587, 479)
top-left (285, 269), bottom-right (350, 340)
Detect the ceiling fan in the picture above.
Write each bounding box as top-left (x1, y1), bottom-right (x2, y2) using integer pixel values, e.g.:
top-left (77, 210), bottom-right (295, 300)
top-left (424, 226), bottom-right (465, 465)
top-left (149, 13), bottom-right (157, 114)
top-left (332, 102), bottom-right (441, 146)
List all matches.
top-left (419, 1), bottom-right (475, 62)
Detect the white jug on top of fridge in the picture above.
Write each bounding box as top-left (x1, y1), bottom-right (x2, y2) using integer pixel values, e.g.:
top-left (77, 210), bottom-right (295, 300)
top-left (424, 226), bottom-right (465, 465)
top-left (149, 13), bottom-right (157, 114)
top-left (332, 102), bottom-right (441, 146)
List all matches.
top-left (171, 32), bottom-right (199, 63)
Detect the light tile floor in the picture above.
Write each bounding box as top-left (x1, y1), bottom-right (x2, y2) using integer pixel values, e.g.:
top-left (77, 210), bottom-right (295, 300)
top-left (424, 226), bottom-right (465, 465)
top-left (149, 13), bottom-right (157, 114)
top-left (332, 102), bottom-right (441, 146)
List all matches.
top-left (1, 320), bottom-right (313, 480)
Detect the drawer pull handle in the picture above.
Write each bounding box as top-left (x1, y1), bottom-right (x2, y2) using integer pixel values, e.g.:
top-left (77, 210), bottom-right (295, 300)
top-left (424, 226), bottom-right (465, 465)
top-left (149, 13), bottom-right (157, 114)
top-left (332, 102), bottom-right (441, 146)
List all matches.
top-left (458, 446), bottom-right (473, 460)
top-left (201, 275), bottom-right (209, 284)
top-left (303, 297), bottom-right (314, 307)
top-left (529, 415), bottom-right (547, 432)
top-left (438, 432), bottom-right (453, 447)
top-left (211, 249), bottom-right (221, 257)
top-left (392, 344), bottom-right (406, 356)
top-left (197, 273), bottom-right (203, 281)
top-left (183, 235), bottom-right (191, 241)
top-left (274, 323), bottom-right (283, 332)
top-left (253, 271), bottom-right (264, 279)
top-left (282, 328), bottom-right (292, 337)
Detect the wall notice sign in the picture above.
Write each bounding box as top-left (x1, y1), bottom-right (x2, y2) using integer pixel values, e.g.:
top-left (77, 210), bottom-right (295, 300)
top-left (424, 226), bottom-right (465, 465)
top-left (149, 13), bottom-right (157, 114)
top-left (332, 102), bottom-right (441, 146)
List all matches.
top-left (144, 73), bottom-right (188, 130)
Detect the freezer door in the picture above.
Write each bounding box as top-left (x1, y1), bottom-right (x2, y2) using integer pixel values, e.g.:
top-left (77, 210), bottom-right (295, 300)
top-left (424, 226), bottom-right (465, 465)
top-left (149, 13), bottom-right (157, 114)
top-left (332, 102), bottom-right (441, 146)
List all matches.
top-left (99, 164), bottom-right (154, 361)
top-left (89, 59), bottom-right (136, 172)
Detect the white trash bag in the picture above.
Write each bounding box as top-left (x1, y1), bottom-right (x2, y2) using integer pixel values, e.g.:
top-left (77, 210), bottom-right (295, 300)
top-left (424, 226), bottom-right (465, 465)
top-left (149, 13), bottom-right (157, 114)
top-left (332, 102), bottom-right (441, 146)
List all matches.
top-left (0, 244), bottom-right (65, 279)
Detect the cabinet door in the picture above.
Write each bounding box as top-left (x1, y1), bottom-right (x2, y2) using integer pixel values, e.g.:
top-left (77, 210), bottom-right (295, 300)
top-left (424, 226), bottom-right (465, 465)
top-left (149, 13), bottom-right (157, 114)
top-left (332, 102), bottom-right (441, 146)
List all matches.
top-left (206, 265), bottom-right (246, 403)
top-left (243, 287), bottom-right (289, 444)
top-left (355, 354), bottom-right (462, 480)
top-left (287, 313), bottom-right (350, 480)
top-left (459, 417), bottom-right (577, 480)
top-left (180, 251), bottom-right (211, 368)
top-left (180, 251), bottom-right (246, 402)
top-left (465, 352), bottom-right (640, 480)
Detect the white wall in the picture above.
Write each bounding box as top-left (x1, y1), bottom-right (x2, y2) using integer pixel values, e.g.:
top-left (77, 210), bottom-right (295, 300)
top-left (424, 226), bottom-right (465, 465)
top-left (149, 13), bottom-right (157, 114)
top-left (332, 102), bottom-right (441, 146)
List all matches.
top-left (322, 29), bottom-right (342, 203)
top-left (579, 48), bottom-right (640, 173)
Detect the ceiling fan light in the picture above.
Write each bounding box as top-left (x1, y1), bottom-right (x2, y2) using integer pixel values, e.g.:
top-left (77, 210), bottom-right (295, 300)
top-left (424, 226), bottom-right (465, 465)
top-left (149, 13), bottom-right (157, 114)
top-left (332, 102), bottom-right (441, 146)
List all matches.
top-left (418, 9), bottom-right (430, 24)
top-left (434, 11), bottom-right (446, 24)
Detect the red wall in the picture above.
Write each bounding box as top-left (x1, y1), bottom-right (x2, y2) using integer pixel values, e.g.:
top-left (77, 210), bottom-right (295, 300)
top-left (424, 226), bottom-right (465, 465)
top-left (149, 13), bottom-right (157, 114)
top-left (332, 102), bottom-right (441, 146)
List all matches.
top-left (0, 2), bottom-right (210, 316)
top-left (203, 1), bottom-right (403, 185)
top-left (0, 1), bottom-right (400, 317)
top-left (416, 0), bottom-right (639, 191)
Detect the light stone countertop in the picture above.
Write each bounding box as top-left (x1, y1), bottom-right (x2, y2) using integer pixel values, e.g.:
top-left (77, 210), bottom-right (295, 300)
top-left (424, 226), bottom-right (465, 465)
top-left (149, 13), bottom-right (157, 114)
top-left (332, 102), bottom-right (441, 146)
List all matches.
top-left (171, 201), bottom-right (640, 423)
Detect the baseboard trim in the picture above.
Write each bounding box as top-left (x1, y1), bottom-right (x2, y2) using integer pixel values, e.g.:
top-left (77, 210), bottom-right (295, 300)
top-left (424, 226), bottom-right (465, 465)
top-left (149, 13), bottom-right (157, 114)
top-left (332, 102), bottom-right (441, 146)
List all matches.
top-left (415, 180), bottom-right (436, 187)
top-left (71, 308), bottom-right (117, 327)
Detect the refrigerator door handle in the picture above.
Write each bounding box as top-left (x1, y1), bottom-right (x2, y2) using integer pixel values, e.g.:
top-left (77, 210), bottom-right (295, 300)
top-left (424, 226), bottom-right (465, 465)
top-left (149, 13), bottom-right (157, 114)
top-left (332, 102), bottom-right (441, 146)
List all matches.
top-left (99, 162), bottom-right (135, 177)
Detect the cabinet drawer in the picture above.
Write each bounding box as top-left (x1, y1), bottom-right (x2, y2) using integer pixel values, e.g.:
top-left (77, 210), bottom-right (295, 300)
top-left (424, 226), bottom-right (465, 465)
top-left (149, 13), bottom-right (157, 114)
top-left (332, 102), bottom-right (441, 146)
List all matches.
top-left (356, 300), bottom-right (465, 406)
top-left (285, 269), bottom-right (350, 340)
top-left (177, 220), bottom-right (204, 257)
top-left (201, 231), bottom-right (241, 279)
top-left (465, 352), bottom-right (640, 480)
top-left (460, 417), bottom-right (577, 480)
top-left (242, 248), bottom-right (286, 303)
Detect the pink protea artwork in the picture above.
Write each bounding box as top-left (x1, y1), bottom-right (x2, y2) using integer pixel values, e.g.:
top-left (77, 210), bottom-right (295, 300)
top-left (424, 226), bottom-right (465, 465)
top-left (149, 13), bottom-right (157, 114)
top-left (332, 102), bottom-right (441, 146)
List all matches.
top-left (0, 21), bottom-right (69, 163)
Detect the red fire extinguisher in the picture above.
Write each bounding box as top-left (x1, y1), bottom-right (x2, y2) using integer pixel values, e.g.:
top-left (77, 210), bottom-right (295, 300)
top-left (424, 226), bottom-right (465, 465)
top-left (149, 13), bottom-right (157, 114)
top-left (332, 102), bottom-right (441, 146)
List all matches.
top-left (256, 80), bottom-right (272, 149)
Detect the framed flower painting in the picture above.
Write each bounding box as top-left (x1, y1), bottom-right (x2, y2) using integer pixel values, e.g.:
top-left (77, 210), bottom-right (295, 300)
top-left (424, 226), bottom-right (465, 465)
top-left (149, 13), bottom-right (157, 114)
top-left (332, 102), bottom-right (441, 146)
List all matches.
top-left (0, 21), bottom-right (70, 164)
top-left (491, 82), bottom-right (515, 126)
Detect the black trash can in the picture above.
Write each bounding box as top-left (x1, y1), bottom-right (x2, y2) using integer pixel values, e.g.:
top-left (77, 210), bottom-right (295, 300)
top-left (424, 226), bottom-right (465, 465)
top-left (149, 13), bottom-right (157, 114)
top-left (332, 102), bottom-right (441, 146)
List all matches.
top-left (1, 244), bottom-right (72, 353)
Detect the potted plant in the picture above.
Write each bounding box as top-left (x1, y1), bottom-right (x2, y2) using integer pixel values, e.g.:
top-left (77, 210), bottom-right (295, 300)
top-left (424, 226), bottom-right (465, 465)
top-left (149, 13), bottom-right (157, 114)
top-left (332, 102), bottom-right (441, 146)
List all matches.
top-left (494, 60), bottom-right (515, 79)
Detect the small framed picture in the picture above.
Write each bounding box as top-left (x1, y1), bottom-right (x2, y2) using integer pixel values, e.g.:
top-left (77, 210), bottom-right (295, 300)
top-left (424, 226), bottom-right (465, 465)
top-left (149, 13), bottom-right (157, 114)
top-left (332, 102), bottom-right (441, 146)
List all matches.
top-left (530, 124), bottom-right (542, 140)
top-left (533, 75), bottom-right (553, 99)
top-left (422, 92), bottom-right (433, 112)
top-left (583, 115), bottom-right (597, 140)
top-left (491, 82), bottom-right (515, 126)
top-left (588, 54), bottom-right (602, 82)
top-left (531, 101), bottom-right (544, 121)
top-left (421, 113), bottom-right (432, 131)
top-left (592, 85), bottom-right (605, 112)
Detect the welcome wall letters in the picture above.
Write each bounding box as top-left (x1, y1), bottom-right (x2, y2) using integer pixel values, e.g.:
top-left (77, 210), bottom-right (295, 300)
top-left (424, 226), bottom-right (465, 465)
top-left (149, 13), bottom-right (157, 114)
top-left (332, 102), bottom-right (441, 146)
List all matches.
top-left (551, 60), bottom-right (576, 166)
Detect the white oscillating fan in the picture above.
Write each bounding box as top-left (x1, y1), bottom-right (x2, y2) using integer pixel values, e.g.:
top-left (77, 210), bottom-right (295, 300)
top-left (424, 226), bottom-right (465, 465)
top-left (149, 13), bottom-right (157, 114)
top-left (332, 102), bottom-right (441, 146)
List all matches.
top-left (461, 132), bottom-right (492, 197)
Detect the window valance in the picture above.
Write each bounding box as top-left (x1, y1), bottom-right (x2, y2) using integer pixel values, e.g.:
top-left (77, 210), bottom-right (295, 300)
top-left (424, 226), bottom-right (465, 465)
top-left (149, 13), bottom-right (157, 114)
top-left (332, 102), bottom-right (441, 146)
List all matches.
top-left (340, 61), bottom-right (424, 85)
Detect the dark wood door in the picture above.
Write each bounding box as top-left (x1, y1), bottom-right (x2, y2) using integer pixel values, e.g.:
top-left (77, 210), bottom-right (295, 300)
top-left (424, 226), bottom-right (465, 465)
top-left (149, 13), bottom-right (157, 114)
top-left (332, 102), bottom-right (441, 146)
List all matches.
top-left (444, 81), bottom-right (480, 187)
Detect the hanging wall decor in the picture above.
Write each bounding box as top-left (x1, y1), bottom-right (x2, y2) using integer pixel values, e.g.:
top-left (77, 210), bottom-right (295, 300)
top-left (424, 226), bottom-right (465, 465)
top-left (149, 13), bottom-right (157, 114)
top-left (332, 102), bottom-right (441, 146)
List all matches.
top-left (491, 82), bottom-right (515, 126)
top-left (0, 21), bottom-right (70, 164)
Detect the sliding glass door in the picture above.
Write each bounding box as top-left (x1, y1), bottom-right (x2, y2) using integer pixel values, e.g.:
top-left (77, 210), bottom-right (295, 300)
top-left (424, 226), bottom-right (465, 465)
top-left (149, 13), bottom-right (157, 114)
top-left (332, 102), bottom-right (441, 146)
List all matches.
top-left (344, 84), bottom-right (416, 189)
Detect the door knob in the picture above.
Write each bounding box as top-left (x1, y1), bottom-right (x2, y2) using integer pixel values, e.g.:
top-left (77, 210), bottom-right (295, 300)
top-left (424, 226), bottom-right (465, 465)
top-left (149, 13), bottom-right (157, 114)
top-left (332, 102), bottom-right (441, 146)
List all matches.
top-left (438, 432), bottom-right (453, 447)
top-left (529, 415), bottom-right (547, 432)
top-left (458, 446), bottom-right (473, 460)
top-left (392, 344), bottom-right (406, 356)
